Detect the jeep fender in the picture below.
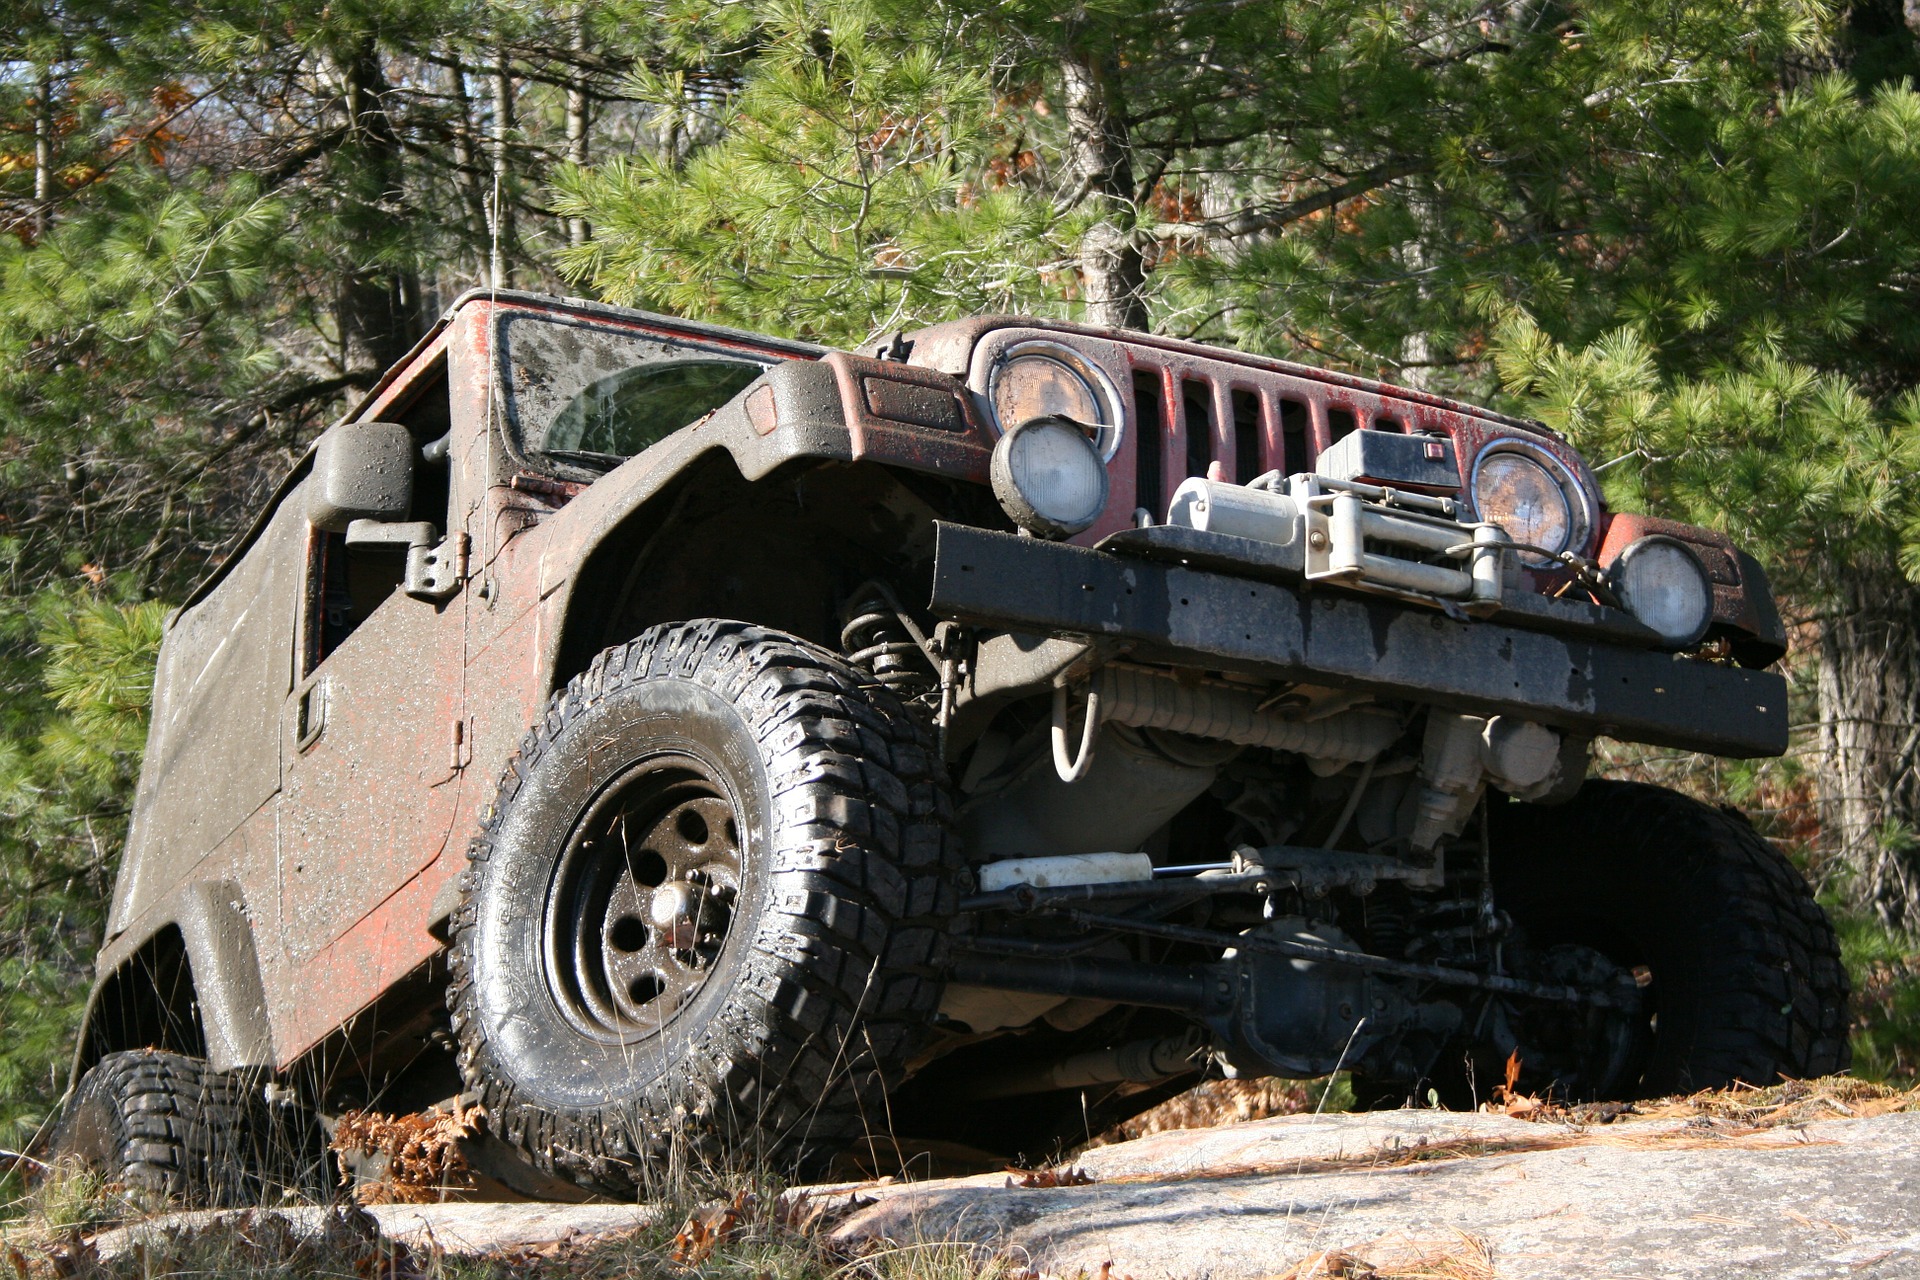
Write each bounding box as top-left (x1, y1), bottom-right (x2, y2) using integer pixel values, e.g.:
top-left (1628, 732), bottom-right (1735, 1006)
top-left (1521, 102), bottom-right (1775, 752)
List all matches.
top-left (74, 879), bottom-right (273, 1085)
top-left (531, 355), bottom-right (993, 692)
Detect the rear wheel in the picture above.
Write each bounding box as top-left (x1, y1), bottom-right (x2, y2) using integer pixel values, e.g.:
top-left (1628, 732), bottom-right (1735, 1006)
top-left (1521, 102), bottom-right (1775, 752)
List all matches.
top-left (1488, 781), bottom-right (1847, 1098)
top-left (1353, 781), bottom-right (1848, 1107)
top-left (448, 620), bottom-right (959, 1195)
top-left (47, 1050), bottom-right (261, 1207)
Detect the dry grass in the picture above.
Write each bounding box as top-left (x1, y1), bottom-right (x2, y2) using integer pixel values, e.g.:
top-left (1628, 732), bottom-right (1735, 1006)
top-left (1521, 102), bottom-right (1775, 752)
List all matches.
top-left (1274, 1230), bottom-right (1496, 1280)
top-left (0, 1169), bottom-right (1002, 1280)
top-left (1076, 1073), bottom-right (1917, 1188)
top-left (5, 1074), bottom-right (1910, 1278)
top-left (3, 1196), bottom-right (808, 1279)
top-left (1486, 1073), bottom-right (1920, 1134)
top-left (1091, 1078), bottom-right (1321, 1145)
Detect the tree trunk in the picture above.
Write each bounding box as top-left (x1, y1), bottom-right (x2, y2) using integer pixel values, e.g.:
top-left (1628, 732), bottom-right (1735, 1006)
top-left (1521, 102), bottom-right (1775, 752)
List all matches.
top-left (333, 40), bottom-right (419, 378)
top-left (33, 62), bottom-right (54, 239)
top-left (566, 9), bottom-right (591, 249)
top-left (446, 54), bottom-right (490, 276)
top-left (1816, 555), bottom-right (1920, 928)
top-left (490, 47), bottom-right (516, 288)
top-left (1060, 48), bottom-right (1148, 331)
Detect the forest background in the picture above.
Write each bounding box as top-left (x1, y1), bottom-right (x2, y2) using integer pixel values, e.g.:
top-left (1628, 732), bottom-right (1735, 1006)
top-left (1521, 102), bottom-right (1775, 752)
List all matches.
top-left (3, 0), bottom-right (1920, 1159)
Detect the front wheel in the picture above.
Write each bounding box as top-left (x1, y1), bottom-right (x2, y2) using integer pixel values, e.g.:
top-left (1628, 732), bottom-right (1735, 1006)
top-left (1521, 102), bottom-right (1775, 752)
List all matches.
top-left (447, 621), bottom-right (960, 1195)
top-left (1489, 780), bottom-right (1849, 1098)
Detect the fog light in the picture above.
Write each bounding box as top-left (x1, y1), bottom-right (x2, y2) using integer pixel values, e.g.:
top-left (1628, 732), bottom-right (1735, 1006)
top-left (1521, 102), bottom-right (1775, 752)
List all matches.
top-left (990, 415), bottom-right (1109, 538)
top-left (1610, 536), bottom-right (1713, 647)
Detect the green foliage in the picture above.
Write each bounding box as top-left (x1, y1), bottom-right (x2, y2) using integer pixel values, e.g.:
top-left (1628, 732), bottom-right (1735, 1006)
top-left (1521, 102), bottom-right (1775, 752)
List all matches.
top-left (0, 159), bottom-right (303, 1152)
top-left (0, 594), bottom-right (165, 1149)
top-left (0, 0), bottom-right (1916, 1152)
top-left (1832, 909), bottom-right (1920, 1084)
top-left (554, 0), bottom-right (1070, 345)
top-left (1492, 316), bottom-right (1920, 594)
top-left (38, 598), bottom-right (167, 779)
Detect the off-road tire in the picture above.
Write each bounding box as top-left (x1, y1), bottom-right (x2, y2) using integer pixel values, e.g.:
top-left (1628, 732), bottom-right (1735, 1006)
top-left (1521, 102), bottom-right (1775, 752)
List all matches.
top-left (1489, 780), bottom-right (1849, 1096)
top-left (447, 620), bottom-right (961, 1196)
top-left (48, 1050), bottom-right (261, 1207)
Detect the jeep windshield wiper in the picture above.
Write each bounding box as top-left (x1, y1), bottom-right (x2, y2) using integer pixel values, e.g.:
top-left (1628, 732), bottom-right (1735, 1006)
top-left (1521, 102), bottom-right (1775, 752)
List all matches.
top-left (541, 448), bottom-right (626, 468)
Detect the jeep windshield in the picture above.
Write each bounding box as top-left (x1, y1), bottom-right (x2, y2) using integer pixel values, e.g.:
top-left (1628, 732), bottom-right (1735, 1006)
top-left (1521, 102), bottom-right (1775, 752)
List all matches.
top-left (495, 310), bottom-right (778, 471)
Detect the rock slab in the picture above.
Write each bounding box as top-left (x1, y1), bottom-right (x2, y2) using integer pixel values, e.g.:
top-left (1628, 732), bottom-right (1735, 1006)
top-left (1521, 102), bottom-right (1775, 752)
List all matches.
top-left (86, 1201), bottom-right (657, 1259)
top-left (67, 1108), bottom-right (1920, 1276)
top-left (827, 1109), bottom-right (1920, 1279)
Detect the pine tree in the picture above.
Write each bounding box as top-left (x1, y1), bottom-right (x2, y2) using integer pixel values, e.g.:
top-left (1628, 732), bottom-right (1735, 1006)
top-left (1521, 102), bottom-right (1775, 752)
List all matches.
top-left (1491, 67), bottom-right (1920, 924)
top-left (4, 0), bottom-right (1920, 1149)
top-left (552, 1), bottom-right (1070, 346)
top-left (0, 0), bottom-right (724, 1150)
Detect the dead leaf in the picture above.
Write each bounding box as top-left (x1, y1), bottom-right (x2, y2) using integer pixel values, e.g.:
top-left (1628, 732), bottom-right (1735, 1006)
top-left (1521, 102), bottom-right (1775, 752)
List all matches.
top-left (330, 1101), bottom-right (487, 1204)
top-left (776, 1187), bottom-right (843, 1236)
top-left (670, 1190), bottom-right (756, 1265)
top-left (1275, 1248), bottom-right (1375, 1279)
top-left (1094, 1078), bottom-right (1314, 1144)
top-left (1277, 1231), bottom-right (1495, 1280)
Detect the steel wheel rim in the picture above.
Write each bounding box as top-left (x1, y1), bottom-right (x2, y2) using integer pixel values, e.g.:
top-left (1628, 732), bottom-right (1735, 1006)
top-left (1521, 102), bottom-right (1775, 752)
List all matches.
top-left (542, 752), bottom-right (745, 1046)
top-left (1509, 940), bottom-right (1647, 1098)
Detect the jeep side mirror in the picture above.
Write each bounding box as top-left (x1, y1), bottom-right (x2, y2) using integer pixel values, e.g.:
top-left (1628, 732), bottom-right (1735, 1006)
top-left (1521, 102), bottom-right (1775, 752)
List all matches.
top-left (308, 420), bottom-right (414, 532)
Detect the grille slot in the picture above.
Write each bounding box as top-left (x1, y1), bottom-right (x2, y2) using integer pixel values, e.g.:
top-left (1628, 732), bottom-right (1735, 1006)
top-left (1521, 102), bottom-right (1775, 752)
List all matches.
top-left (1132, 369), bottom-right (1164, 519)
top-left (1232, 390), bottom-right (1261, 483)
top-left (1183, 380), bottom-right (1213, 479)
top-left (1279, 399), bottom-right (1310, 476)
top-left (1131, 365), bottom-right (1301, 513)
top-left (1125, 363), bottom-right (1451, 521)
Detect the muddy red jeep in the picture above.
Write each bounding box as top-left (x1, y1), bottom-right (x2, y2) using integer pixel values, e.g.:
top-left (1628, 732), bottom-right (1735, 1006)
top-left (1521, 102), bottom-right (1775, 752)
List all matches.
top-left (53, 291), bottom-right (1846, 1201)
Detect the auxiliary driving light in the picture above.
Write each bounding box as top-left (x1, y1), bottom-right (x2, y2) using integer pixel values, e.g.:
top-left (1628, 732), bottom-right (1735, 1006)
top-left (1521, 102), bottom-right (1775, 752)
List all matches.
top-left (1610, 535), bottom-right (1713, 648)
top-left (990, 415), bottom-right (1110, 539)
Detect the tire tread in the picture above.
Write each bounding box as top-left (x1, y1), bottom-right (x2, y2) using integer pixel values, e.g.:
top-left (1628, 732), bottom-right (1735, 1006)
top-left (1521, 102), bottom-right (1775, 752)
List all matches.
top-left (447, 621), bottom-right (961, 1194)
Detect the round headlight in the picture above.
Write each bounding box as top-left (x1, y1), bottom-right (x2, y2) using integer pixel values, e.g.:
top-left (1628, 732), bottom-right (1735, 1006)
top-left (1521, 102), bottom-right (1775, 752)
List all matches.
top-left (986, 342), bottom-right (1122, 461)
top-left (991, 415), bottom-right (1110, 539)
top-left (1470, 441), bottom-right (1589, 565)
top-left (1610, 536), bottom-right (1713, 648)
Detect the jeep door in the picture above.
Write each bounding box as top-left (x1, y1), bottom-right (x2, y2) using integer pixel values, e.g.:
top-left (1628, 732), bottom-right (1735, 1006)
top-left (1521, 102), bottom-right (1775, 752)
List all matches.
top-left (275, 352), bottom-right (467, 1044)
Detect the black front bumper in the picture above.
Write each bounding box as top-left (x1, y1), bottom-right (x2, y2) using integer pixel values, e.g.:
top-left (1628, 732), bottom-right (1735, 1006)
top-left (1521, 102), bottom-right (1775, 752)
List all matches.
top-left (928, 523), bottom-right (1788, 758)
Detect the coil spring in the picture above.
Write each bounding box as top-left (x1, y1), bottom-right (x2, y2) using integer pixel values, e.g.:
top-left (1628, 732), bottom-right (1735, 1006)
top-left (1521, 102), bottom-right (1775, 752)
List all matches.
top-left (1358, 883), bottom-right (1413, 960)
top-left (840, 587), bottom-right (937, 699)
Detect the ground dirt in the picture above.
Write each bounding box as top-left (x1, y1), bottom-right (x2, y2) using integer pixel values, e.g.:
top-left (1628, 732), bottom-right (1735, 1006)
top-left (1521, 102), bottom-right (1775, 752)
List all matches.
top-left (11, 1078), bottom-right (1919, 1278)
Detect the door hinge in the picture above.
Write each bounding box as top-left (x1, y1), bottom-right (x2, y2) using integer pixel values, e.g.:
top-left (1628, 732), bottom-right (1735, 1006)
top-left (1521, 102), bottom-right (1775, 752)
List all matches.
top-left (406, 530), bottom-right (469, 601)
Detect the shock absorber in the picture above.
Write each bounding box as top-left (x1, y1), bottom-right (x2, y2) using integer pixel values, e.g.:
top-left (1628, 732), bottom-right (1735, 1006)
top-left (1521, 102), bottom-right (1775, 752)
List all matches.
top-left (839, 581), bottom-right (937, 699)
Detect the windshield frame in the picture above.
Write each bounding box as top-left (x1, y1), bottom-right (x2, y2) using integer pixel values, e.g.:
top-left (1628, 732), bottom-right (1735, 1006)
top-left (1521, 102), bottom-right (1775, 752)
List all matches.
top-left (488, 300), bottom-right (825, 482)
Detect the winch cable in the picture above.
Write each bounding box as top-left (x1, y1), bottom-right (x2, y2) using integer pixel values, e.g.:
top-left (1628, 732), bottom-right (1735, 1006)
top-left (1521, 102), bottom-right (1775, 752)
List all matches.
top-left (1442, 538), bottom-right (1622, 610)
